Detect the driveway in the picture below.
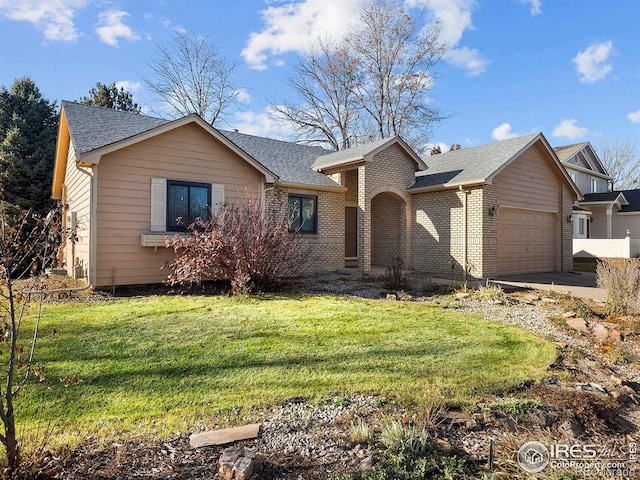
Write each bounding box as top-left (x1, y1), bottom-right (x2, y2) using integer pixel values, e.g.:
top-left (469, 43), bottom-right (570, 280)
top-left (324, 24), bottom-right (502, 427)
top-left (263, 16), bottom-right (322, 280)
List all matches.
top-left (491, 271), bottom-right (606, 302)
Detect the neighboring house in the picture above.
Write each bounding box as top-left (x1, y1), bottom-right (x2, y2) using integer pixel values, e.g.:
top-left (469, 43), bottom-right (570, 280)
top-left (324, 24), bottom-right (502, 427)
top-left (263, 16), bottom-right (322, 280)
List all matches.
top-left (556, 142), bottom-right (640, 241)
top-left (52, 102), bottom-right (579, 287)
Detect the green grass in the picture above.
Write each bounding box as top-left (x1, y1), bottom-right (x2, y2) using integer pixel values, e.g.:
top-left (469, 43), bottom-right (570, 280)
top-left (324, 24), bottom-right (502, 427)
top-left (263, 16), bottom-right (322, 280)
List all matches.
top-left (16, 294), bottom-right (556, 448)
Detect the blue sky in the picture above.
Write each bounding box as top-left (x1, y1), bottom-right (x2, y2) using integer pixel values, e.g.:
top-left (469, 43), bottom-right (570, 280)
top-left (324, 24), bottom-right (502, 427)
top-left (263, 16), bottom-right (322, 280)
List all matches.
top-left (0, 0), bottom-right (638, 151)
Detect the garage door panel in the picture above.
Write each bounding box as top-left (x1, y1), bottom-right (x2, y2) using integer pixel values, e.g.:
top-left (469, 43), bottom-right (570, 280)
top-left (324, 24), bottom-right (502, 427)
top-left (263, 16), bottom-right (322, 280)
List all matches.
top-left (497, 208), bottom-right (558, 275)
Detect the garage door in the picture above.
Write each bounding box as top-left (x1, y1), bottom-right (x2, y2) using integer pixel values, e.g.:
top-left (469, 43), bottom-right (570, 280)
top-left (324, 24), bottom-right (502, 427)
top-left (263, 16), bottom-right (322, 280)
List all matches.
top-left (497, 208), bottom-right (558, 275)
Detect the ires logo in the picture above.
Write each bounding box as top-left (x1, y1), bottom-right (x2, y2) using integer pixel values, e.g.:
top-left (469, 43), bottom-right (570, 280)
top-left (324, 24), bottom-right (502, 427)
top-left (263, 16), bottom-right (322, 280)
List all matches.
top-left (518, 442), bottom-right (598, 473)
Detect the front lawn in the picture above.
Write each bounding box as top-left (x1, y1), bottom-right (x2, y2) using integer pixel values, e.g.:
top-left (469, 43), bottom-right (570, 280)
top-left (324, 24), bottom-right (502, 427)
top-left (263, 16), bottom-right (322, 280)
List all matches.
top-left (19, 294), bottom-right (556, 448)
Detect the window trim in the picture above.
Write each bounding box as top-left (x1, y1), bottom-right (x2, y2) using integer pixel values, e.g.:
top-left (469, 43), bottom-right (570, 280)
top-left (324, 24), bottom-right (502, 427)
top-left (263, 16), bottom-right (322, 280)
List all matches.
top-left (166, 180), bottom-right (212, 232)
top-left (288, 194), bottom-right (318, 234)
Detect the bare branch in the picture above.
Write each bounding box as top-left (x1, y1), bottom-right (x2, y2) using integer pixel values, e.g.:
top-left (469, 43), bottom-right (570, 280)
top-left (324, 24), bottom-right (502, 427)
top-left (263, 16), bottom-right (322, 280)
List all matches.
top-left (269, 0), bottom-right (445, 152)
top-left (596, 137), bottom-right (640, 190)
top-left (145, 31), bottom-right (240, 126)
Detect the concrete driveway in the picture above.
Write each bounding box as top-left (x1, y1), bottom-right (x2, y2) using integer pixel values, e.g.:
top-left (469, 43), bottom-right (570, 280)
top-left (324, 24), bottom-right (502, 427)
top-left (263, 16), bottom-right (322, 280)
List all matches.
top-left (491, 272), bottom-right (606, 302)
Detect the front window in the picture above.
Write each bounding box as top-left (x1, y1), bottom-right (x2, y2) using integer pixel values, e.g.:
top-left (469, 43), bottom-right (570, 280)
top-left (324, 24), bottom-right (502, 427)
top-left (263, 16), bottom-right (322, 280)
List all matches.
top-left (591, 178), bottom-right (599, 193)
top-left (288, 194), bottom-right (317, 233)
top-left (167, 180), bottom-right (211, 231)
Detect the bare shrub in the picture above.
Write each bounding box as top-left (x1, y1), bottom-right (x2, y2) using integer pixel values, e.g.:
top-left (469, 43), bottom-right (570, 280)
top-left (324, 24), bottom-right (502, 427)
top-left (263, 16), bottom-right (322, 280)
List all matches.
top-left (0, 202), bottom-right (62, 473)
top-left (166, 197), bottom-right (310, 293)
top-left (596, 259), bottom-right (640, 315)
top-left (385, 256), bottom-right (404, 289)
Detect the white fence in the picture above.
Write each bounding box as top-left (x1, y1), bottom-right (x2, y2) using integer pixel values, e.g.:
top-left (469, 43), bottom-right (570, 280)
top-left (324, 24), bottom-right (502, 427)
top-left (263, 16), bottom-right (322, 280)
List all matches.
top-left (573, 237), bottom-right (640, 258)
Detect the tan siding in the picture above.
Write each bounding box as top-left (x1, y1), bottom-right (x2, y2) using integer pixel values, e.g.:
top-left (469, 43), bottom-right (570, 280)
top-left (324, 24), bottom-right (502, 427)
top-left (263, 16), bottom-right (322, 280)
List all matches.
top-left (496, 143), bottom-right (562, 211)
top-left (62, 143), bottom-right (92, 280)
top-left (95, 123), bottom-right (264, 286)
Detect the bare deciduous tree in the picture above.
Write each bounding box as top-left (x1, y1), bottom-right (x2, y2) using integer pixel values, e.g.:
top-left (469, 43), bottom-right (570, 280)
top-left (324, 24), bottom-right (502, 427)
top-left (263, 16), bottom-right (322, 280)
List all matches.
top-left (271, 0), bottom-right (446, 152)
top-left (597, 137), bottom-right (640, 190)
top-left (271, 40), bottom-right (362, 151)
top-left (145, 31), bottom-right (239, 125)
top-left (0, 202), bottom-right (61, 473)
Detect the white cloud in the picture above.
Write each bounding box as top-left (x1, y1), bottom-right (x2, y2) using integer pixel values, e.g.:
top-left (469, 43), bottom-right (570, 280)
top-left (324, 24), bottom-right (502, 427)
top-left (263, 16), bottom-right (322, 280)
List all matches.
top-left (234, 89), bottom-right (251, 105)
top-left (0, 0), bottom-right (88, 41)
top-left (115, 80), bottom-right (141, 93)
top-left (425, 141), bottom-right (449, 154)
top-left (230, 109), bottom-right (297, 139)
top-left (409, 0), bottom-right (475, 47)
top-left (160, 17), bottom-right (186, 34)
top-left (552, 119), bottom-right (588, 139)
top-left (409, 0), bottom-right (485, 75)
top-left (242, 0), bottom-right (358, 69)
top-left (242, 0), bottom-right (485, 74)
top-left (96, 10), bottom-right (140, 47)
top-left (445, 47), bottom-right (487, 76)
top-left (521, 0), bottom-right (542, 16)
top-left (491, 123), bottom-right (520, 141)
top-left (572, 40), bottom-right (613, 83)
top-left (627, 110), bottom-right (640, 123)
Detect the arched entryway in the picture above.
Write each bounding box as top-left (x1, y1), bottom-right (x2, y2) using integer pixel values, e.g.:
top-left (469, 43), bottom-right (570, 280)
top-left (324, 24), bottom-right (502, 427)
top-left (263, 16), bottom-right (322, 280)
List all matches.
top-left (371, 191), bottom-right (406, 267)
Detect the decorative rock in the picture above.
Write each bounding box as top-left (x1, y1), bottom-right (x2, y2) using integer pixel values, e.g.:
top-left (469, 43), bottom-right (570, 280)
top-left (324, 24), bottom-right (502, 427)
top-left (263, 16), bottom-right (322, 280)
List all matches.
top-left (576, 382), bottom-right (608, 394)
top-left (612, 391), bottom-right (635, 405)
top-left (558, 418), bottom-right (583, 439)
top-left (455, 292), bottom-right (470, 299)
top-left (232, 456), bottom-right (256, 480)
top-left (592, 324), bottom-right (609, 341)
top-left (218, 448), bottom-right (263, 480)
top-left (540, 297), bottom-right (557, 304)
top-left (190, 423), bottom-right (261, 448)
top-left (434, 438), bottom-right (452, 450)
top-left (386, 294), bottom-right (397, 301)
top-left (566, 318), bottom-right (588, 332)
top-left (562, 311), bottom-right (577, 318)
top-left (610, 373), bottom-right (627, 385)
top-left (218, 448), bottom-right (244, 480)
top-left (609, 329), bottom-right (622, 342)
top-left (359, 456), bottom-right (374, 471)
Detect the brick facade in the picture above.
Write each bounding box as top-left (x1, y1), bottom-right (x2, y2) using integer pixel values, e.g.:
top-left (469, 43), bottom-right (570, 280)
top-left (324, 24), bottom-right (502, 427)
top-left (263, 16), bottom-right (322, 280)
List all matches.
top-left (267, 142), bottom-right (576, 279)
top-left (411, 186), bottom-right (488, 279)
top-left (266, 185), bottom-right (345, 273)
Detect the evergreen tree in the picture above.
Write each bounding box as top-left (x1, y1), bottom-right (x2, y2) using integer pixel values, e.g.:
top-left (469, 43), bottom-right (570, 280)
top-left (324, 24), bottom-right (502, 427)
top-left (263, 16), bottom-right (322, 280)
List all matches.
top-left (0, 77), bottom-right (58, 215)
top-left (80, 82), bottom-right (141, 113)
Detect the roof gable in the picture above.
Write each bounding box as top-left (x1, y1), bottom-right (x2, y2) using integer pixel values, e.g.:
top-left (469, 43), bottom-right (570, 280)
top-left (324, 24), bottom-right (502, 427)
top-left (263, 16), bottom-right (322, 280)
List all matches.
top-left (311, 136), bottom-right (427, 172)
top-left (554, 142), bottom-right (609, 177)
top-left (410, 133), bottom-right (581, 198)
top-left (411, 133), bottom-right (538, 190)
top-left (62, 101), bottom-right (169, 156)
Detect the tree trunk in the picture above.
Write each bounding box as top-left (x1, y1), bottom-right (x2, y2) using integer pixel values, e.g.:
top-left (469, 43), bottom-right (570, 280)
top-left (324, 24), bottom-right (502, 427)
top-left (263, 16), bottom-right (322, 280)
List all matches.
top-left (4, 396), bottom-right (19, 473)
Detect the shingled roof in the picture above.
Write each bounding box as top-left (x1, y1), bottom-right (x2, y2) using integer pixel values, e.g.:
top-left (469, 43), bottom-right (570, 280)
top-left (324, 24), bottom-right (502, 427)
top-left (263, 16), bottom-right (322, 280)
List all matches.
top-left (60, 101), bottom-right (343, 189)
top-left (220, 130), bottom-right (340, 188)
top-left (62, 101), bottom-right (169, 155)
top-left (311, 136), bottom-right (427, 171)
top-left (553, 142), bottom-right (587, 163)
top-left (411, 133), bottom-right (541, 190)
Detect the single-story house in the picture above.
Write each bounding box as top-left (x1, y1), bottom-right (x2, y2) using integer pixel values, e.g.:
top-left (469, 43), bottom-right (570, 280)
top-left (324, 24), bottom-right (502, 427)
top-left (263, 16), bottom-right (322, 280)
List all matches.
top-left (52, 101), bottom-right (580, 287)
